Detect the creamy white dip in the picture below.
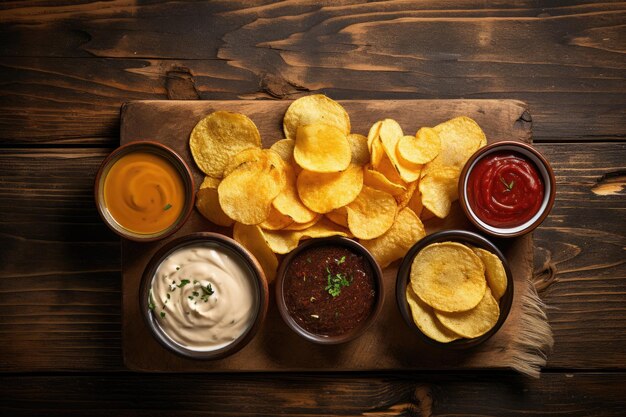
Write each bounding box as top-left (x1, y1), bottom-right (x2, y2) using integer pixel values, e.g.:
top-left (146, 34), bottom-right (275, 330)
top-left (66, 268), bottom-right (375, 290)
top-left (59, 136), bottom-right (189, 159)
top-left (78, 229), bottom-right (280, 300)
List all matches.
top-left (149, 244), bottom-right (257, 351)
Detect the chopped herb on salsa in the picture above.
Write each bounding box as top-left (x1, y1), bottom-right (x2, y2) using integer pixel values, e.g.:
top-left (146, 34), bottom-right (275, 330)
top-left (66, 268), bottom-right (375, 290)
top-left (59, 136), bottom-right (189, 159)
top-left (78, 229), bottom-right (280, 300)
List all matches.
top-left (499, 175), bottom-right (515, 192)
top-left (325, 266), bottom-right (351, 297)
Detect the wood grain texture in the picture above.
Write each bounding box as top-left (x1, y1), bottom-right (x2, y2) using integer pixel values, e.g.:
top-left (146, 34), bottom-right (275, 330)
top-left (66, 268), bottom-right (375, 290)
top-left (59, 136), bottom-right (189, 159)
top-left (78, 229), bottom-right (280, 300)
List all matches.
top-left (0, 1), bottom-right (624, 144)
top-left (0, 143), bottom-right (624, 371)
top-left (1, 372), bottom-right (625, 416)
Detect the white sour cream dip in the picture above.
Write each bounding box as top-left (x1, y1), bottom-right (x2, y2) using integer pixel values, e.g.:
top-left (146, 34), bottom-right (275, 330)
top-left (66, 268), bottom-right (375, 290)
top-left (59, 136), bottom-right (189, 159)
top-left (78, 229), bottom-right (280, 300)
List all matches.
top-left (149, 244), bottom-right (258, 351)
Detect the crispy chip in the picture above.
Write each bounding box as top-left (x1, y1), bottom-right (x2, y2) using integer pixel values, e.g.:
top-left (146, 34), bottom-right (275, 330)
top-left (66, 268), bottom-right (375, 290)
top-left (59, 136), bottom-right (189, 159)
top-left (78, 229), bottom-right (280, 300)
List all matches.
top-left (370, 136), bottom-right (385, 168)
top-left (395, 180), bottom-right (418, 210)
top-left (233, 223), bottom-right (278, 283)
top-left (346, 186), bottom-right (397, 239)
top-left (367, 121), bottom-right (383, 152)
top-left (347, 133), bottom-right (370, 166)
top-left (406, 286), bottom-right (461, 343)
top-left (297, 164), bottom-right (363, 213)
top-left (261, 217), bottom-right (349, 254)
top-left (407, 188), bottom-right (424, 217)
top-left (190, 111), bottom-right (261, 178)
top-left (259, 207), bottom-right (293, 230)
top-left (377, 154), bottom-right (407, 188)
top-left (410, 242), bottom-right (486, 312)
top-left (223, 147), bottom-right (267, 178)
top-left (294, 124), bottom-right (351, 173)
top-left (269, 139), bottom-right (295, 163)
top-left (378, 119), bottom-right (421, 183)
top-left (218, 157), bottom-right (286, 225)
top-left (195, 186), bottom-right (234, 227)
top-left (283, 95), bottom-right (350, 140)
top-left (419, 167), bottom-right (460, 219)
top-left (435, 289), bottom-right (500, 338)
top-left (325, 206), bottom-right (348, 228)
top-left (199, 176), bottom-right (220, 190)
top-left (361, 208), bottom-right (426, 269)
top-left (397, 128), bottom-right (441, 165)
top-left (283, 215), bottom-right (321, 231)
top-left (472, 247), bottom-right (508, 300)
top-left (422, 116), bottom-right (486, 177)
top-left (363, 166), bottom-right (406, 196)
top-left (272, 164), bottom-right (317, 224)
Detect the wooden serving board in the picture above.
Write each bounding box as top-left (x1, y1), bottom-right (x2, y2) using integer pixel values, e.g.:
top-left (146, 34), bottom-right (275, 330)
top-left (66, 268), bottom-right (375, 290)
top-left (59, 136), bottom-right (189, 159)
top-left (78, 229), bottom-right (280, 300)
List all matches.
top-left (121, 99), bottom-right (533, 372)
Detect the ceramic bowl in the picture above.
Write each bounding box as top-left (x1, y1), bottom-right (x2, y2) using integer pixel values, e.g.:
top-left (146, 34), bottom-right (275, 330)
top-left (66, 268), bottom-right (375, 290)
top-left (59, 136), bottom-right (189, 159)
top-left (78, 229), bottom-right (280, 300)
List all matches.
top-left (94, 141), bottom-right (195, 242)
top-left (276, 237), bottom-right (384, 345)
top-left (458, 141), bottom-right (556, 238)
top-left (139, 232), bottom-right (269, 359)
top-left (396, 230), bottom-right (514, 349)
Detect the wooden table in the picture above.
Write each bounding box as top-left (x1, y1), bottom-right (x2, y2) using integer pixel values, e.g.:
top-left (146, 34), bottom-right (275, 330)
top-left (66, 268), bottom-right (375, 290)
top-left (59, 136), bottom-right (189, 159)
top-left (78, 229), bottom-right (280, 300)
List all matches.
top-left (1, 1), bottom-right (624, 415)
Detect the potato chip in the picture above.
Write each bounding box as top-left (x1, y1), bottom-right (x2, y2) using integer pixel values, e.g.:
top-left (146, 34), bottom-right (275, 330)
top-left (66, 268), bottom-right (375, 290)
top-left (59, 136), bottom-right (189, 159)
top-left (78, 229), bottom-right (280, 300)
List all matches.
top-left (419, 167), bottom-right (460, 219)
top-left (283, 215), bottom-right (321, 231)
top-left (361, 208), bottom-right (426, 269)
top-left (472, 247), bottom-right (508, 300)
top-left (325, 206), bottom-right (348, 228)
top-left (377, 154), bottom-right (407, 187)
top-left (410, 242), bottom-right (486, 312)
top-left (397, 128), bottom-right (441, 165)
top-left (269, 139), bottom-right (295, 163)
top-left (363, 166), bottom-right (406, 196)
top-left (223, 147), bottom-right (267, 178)
top-left (346, 186), bottom-right (397, 239)
top-left (190, 111), bottom-right (261, 178)
top-left (233, 223), bottom-right (278, 283)
top-left (272, 164), bottom-right (317, 224)
top-left (406, 286), bottom-right (461, 343)
top-left (297, 164), bottom-right (363, 213)
top-left (218, 157), bottom-right (285, 225)
top-left (407, 188), bottom-right (424, 217)
top-left (370, 136), bottom-right (385, 168)
top-left (377, 119), bottom-right (422, 183)
top-left (195, 186), bottom-right (234, 227)
top-left (199, 176), bottom-right (220, 190)
top-left (422, 116), bottom-right (486, 177)
top-left (261, 217), bottom-right (349, 254)
top-left (283, 95), bottom-right (350, 140)
top-left (259, 207), bottom-right (293, 230)
top-left (395, 180), bottom-right (418, 210)
top-left (294, 124), bottom-right (351, 173)
top-left (347, 133), bottom-right (370, 166)
top-left (367, 121), bottom-right (382, 152)
top-left (435, 289), bottom-right (500, 338)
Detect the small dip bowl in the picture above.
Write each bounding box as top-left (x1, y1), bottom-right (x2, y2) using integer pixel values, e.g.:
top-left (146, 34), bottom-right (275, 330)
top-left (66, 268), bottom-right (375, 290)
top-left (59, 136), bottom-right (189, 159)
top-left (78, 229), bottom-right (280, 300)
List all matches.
top-left (140, 232), bottom-right (269, 360)
top-left (396, 230), bottom-right (514, 349)
top-left (458, 141), bottom-right (556, 238)
top-left (94, 141), bottom-right (195, 242)
top-left (276, 237), bottom-right (384, 345)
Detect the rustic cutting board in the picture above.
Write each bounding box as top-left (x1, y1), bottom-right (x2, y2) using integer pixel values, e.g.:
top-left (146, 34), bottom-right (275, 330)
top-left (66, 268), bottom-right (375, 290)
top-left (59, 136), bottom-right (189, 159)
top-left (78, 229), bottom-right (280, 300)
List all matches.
top-left (121, 99), bottom-right (534, 372)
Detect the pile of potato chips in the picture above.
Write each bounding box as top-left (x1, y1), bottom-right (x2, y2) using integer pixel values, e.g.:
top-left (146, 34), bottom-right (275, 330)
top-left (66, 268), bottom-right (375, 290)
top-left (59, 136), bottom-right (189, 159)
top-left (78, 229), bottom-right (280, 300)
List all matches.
top-left (190, 95), bottom-right (487, 282)
top-left (407, 242), bottom-right (508, 342)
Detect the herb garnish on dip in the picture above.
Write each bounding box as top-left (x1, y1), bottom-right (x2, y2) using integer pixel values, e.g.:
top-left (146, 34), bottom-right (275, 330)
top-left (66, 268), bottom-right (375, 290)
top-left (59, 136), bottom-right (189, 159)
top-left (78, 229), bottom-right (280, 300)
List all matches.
top-left (283, 245), bottom-right (376, 337)
top-left (149, 243), bottom-right (258, 351)
top-left (466, 151), bottom-right (544, 228)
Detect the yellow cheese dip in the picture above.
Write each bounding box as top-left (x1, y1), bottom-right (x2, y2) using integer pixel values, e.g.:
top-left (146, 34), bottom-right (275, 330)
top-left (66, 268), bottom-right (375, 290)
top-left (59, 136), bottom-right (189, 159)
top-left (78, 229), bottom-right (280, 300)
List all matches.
top-left (103, 151), bottom-right (184, 234)
top-left (149, 244), bottom-right (258, 351)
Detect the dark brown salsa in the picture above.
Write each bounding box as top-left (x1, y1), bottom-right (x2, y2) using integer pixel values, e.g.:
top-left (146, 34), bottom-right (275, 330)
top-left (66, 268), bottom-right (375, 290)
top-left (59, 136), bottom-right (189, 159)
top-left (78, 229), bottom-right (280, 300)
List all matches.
top-left (283, 245), bottom-right (377, 337)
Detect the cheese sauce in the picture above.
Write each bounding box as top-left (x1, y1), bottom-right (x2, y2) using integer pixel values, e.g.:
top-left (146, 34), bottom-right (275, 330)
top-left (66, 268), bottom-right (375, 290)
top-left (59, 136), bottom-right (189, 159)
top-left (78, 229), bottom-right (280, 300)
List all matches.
top-left (104, 151), bottom-right (184, 234)
top-left (149, 244), bottom-right (258, 351)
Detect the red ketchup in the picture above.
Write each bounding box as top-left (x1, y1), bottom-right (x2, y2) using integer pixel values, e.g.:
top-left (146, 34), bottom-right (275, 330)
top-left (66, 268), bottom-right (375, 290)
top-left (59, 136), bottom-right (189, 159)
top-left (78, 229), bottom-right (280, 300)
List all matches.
top-left (467, 151), bottom-right (544, 228)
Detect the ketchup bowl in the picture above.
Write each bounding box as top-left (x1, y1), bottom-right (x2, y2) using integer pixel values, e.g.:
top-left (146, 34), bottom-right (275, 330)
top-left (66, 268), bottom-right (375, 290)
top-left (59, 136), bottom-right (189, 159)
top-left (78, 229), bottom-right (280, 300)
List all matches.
top-left (459, 141), bottom-right (556, 238)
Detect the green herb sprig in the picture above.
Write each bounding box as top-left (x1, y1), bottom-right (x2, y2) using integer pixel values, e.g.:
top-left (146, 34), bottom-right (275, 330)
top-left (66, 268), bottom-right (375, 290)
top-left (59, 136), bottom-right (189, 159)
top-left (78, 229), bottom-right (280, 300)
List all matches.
top-left (325, 267), bottom-right (352, 297)
top-left (499, 176), bottom-right (515, 192)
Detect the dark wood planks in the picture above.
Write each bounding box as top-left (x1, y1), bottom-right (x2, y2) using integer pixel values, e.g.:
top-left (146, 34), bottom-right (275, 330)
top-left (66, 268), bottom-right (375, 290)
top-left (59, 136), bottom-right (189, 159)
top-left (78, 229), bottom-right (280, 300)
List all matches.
top-left (0, 143), bottom-right (624, 371)
top-left (1, 372), bottom-right (625, 416)
top-left (0, 1), bottom-right (624, 144)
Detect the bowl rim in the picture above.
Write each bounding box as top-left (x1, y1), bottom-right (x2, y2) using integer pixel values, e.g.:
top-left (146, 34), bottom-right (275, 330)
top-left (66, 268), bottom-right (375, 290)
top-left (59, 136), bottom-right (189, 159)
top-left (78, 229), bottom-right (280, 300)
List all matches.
top-left (139, 232), bottom-right (269, 360)
top-left (94, 140), bottom-right (195, 242)
top-left (275, 236), bottom-right (384, 345)
top-left (458, 141), bottom-right (556, 238)
top-left (396, 230), bottom-right (514, 349)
